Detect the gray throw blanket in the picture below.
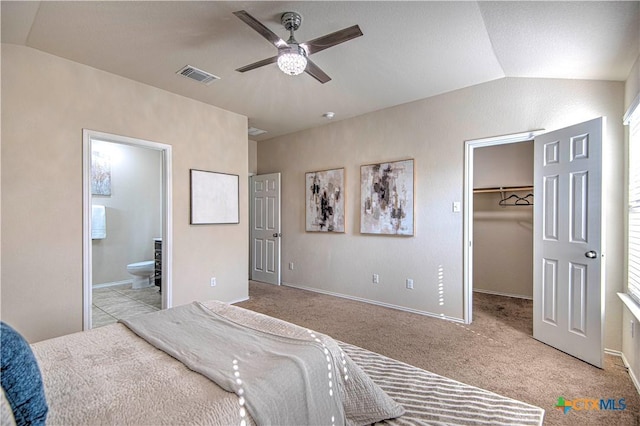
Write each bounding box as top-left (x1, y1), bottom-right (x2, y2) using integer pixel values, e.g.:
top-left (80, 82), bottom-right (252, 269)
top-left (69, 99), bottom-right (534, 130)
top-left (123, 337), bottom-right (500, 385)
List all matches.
top-left (121, 302), bottom-right (346, 426)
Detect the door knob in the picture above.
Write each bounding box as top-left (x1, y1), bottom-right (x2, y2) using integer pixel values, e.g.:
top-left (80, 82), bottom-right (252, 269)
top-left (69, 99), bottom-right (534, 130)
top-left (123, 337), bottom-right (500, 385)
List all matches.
top-left (585, 250), bottom-right (597, 259)
top-left (272, 233), bottom-right (282, 238)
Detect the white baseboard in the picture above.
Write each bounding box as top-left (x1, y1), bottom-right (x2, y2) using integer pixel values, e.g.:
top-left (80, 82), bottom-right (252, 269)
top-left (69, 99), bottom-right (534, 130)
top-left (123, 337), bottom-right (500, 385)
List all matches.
top-left (228, 296), bottom-right (249, 305)
top-left (92, 279), bottom-right (133, 289)
top-left (473, 288), bottom-right (533, 300)
top-left (281, 281), bottom-right (464, 324)
top-left (605, 348), bottom-right (622, 357)
top-left (599, 349), bottom-right (639, 396)
top-left (619, 351), bottom-right (640, 396)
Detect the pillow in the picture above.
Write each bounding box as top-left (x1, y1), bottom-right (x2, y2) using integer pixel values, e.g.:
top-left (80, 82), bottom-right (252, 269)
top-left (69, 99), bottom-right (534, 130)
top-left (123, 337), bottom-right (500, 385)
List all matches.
top-left (0, 322), bottom-right (48, 426)
top-left (1, 387), bottom-right (16, 426)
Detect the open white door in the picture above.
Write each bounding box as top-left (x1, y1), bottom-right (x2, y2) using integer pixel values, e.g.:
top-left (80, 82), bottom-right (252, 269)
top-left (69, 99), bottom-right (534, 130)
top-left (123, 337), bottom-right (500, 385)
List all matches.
top-left (533, 117), bottom-right (604, 368)
top-left (250, 173), bottom-right (281, 285)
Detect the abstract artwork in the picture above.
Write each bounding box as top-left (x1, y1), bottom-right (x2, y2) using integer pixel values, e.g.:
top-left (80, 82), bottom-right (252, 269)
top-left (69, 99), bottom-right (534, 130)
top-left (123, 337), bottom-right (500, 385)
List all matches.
top-left (190, 169), bottom-right (239, 225)
top-left (305, 168), bottom-right (345, 232)
top-left (360, 159), bottom-right (414, 235)
top-left (91, 149), bottom-right (111, 196)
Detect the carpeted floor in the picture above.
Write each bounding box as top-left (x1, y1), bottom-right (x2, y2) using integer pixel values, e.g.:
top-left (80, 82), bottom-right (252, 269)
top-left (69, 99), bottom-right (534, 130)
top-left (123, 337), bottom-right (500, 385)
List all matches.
top-left (236, 281), bottom-right (640, 426)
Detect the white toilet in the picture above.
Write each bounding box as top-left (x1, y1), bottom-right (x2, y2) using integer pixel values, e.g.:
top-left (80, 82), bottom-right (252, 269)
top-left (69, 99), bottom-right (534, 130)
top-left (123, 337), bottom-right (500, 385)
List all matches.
top-left (126, 260), bottom-right (155, 289)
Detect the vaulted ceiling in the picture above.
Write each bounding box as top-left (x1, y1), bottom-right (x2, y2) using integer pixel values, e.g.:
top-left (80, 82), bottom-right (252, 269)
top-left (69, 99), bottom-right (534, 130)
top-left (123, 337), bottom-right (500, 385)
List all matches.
top-left (2, 1), bottom-right (638, 140)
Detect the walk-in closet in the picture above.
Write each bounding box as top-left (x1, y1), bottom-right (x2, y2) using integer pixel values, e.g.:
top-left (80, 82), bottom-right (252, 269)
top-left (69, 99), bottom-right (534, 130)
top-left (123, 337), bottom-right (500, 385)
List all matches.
top-left (473, 142), bottom-right (534, 313)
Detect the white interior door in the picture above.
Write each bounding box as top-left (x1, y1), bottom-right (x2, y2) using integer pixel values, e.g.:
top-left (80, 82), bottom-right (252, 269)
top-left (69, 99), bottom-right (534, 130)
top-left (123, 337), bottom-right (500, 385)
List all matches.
top-left (250, 173), bottom-right (281, 285)
top-left (533, 117), bottom-right (604, 367)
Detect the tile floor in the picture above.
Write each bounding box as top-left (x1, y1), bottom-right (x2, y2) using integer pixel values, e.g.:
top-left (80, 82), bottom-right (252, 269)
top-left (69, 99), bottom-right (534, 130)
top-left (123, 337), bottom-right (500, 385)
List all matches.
top-left (92, 283), bottom-right (162, 328)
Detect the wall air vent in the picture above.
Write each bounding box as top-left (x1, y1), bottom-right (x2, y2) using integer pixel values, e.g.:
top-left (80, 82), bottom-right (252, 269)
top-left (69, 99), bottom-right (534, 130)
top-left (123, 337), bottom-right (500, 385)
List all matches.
top-left (248, 127), bottom-right (267, 137)
top-left (176, 65), bottom-right (219, 85)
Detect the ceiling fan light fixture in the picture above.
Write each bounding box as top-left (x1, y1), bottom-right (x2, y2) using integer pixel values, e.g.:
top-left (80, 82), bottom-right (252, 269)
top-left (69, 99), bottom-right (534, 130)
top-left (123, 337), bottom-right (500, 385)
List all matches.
top-left (277, 45), bottom-right (307, 76)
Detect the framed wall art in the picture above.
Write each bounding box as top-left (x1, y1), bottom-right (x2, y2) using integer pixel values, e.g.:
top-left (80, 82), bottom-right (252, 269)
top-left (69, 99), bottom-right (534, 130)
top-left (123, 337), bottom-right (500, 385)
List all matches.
top-left (190, 169), bottom-right (239, 225)
top-left (305, 168), bottom-right (345, 232)
top-left (91, 148), bottom-right (111, 196)
top-left (360, 159), bottom-right (414, 236)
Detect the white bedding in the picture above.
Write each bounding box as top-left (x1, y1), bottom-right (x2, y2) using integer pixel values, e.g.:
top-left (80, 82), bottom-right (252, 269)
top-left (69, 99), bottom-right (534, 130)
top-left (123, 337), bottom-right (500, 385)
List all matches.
top-left (31, 300), bottom-right (403, 425)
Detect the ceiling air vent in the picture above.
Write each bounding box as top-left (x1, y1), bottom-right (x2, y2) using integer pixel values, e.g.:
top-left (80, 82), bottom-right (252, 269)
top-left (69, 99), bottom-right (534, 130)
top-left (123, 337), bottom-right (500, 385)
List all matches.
top-left (176, 65), bottom-right (219, 85)
top-left (248, 127), bottom-right (267, 137)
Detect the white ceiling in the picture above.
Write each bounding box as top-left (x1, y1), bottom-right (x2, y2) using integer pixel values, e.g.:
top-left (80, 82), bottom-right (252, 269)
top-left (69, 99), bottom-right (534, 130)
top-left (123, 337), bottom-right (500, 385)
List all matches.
top-left (2, 1), bottom-right (639, 141)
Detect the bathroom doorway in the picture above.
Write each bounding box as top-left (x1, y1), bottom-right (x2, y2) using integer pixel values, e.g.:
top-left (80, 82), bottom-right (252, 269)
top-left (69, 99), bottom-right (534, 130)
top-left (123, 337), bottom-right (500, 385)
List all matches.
top-left (82, 130), bottom-right (173, 330)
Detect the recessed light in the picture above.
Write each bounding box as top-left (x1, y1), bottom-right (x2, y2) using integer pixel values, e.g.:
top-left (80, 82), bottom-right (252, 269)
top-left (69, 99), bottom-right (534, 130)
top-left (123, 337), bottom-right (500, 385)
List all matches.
top-left (323, 112), bottom-right (335, 119)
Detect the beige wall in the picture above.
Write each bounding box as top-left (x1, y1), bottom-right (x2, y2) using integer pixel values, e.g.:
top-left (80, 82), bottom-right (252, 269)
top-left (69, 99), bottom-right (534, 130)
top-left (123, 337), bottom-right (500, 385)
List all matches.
top-left (1, 45), bottom-right (249, 342)
top-left (258, 77), bottom-right (625, 350)
top-left (622, 53), bottom-right (640, 391)
top-left (473, 142), bottom-right (533, 298)
top-left (248, 139), bottom-right (258, 176)
top-left (625, 56), bottom-right (639, 110)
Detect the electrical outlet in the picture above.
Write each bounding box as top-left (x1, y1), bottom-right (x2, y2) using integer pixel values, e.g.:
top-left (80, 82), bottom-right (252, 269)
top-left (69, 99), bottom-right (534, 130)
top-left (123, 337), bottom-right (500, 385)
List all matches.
top-left (372, 274), bottom-right (379, 284)
top-left (289, 262), bottom-right (294, 270)
top-left (406, 279), bottom-right (414, 289)
top-left (210, 277), bottom-right (216, 287)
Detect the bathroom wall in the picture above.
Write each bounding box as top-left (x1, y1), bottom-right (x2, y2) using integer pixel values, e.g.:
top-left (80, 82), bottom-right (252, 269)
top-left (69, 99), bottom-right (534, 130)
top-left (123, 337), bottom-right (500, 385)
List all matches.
top-left (91, 141), bottom-right (162, 285)
top-left (473, 142), bottom-right (534, 298)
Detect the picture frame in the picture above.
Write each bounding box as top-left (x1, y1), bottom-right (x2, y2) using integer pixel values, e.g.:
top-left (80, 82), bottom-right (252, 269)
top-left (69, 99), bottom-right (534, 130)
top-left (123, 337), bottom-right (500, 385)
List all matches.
top-left (91, 149), bottom-right (111, 196)
top-left (360, 159), bottom-right (414, 236)
top-left (305, 168), bottom-right (345, 232)
top-left (190, 169), bottom-right (239, 225)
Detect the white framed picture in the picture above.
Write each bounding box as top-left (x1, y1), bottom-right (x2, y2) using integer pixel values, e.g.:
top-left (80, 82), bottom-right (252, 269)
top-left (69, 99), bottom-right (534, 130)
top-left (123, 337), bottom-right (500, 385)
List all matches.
top-left (190, 169), bottom-right (239, 225)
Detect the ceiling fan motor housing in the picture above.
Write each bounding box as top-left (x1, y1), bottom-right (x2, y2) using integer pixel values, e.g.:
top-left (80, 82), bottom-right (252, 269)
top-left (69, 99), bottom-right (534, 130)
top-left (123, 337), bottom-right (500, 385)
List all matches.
top-left (281, 12), bottom-right (302, 32)
top-left (277, 11), bottom-right (308, 75)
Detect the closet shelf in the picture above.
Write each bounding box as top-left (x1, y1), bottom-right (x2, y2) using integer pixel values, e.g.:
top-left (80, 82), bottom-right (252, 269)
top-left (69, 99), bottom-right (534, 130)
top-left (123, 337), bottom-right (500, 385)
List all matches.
top-left (473, 186), bottom-right (533, 194)
top-left (474, 186), bottom-right (534, 207)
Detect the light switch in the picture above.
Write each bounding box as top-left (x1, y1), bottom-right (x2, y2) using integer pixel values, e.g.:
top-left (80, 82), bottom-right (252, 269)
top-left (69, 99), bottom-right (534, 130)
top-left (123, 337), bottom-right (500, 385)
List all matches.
top-left (452, 201), bottom-right (461, 213)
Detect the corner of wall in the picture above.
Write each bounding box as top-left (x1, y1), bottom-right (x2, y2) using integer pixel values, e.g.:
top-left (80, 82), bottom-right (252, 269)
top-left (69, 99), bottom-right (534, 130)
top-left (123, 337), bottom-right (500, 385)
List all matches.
top-left (625, 54), bottom-right (640, 111)
top-left (248, 139), bottom-right (258, 175)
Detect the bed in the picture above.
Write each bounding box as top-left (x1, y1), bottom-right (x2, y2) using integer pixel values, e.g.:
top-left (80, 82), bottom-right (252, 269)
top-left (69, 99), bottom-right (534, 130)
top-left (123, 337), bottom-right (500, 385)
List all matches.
top-left (1, 300), bottom-right (545, 425)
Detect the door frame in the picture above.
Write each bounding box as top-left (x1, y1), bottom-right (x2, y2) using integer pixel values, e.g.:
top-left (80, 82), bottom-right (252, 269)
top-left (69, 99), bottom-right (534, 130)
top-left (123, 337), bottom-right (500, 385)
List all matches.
top-left (463, 130), bottom-right (544, 324)
top-left (82, 129), bottom-right (173, 330)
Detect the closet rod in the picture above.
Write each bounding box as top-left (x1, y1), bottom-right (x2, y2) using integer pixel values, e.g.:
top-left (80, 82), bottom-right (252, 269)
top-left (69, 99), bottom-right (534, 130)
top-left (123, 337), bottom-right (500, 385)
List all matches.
top-left (473, 186), bottom-right (533, 194)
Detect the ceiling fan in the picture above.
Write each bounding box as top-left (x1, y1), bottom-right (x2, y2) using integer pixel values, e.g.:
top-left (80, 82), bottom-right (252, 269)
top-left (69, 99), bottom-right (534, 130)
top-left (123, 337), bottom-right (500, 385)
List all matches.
top-left (233, 10), bottom-right (363, 83)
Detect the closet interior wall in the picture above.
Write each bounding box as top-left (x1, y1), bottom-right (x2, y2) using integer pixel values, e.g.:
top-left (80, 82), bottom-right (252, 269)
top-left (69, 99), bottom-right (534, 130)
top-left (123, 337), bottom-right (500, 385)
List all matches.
top-left (473, 141), bottom-right (534, 299)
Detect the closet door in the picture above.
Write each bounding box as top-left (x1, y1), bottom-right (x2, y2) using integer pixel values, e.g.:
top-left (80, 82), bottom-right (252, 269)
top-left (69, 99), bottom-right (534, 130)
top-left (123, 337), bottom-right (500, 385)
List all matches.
top-left (533, 117), bottom-right (603, 368)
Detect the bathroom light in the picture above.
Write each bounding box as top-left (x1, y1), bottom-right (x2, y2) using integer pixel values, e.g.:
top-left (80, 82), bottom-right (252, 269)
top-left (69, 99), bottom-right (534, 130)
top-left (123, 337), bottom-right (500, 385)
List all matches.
top-left (277, 44), bottom-right (307, 76)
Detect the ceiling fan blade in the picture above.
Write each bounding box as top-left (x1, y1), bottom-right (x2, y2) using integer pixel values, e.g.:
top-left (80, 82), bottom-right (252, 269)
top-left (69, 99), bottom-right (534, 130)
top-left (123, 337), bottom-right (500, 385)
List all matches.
top-left (305, 59), bottom-right (331, 84)
top-left (233, 10), bottom-right (287, 48)
top-left (236, 56), bottom-right (278, 73)
top-left (303, 25), bottom-right (363, 56)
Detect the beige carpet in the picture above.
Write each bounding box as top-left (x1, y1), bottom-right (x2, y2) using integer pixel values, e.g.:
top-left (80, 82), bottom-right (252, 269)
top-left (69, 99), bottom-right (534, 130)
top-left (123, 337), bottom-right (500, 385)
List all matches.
top-left (236, 281), bottom-right (640, 426)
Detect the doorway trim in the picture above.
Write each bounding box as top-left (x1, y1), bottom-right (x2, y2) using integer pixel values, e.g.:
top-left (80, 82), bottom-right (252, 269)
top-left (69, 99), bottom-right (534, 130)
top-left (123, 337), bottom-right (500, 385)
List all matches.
top-left (463, 130), bottom-right (544, 324)
top-left (82, 129), bottom-right (173, 330)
